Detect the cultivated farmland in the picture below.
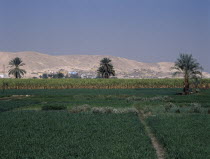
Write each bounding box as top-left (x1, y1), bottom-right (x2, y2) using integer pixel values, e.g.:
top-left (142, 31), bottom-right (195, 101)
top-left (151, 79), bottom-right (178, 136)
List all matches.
top-left (0, 87), bottom-right (209, 158)
top-left (147, 114), bottom-right (210, 159)
top-left (1, 78), bottom-right (210, 89)
top-left (0, 112), bottom-right (156, 159)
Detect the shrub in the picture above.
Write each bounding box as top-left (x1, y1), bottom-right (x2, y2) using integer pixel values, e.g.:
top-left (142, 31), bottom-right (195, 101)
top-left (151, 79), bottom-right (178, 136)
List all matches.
top-left (112, 108), bottom-right (138, 114)
top-left (170, 107), bottom-right (180, 113)
top-left (42, 105), bottom-right (67, 111)
top-left (164, 103), bottom-right (178, 112)
top-left (91, 107), bottom-right (138, 114)
top-left (70, 104), bottom-right (91, 113)
top-left (127, 96), bottom-right (171, 103)
top-left (189, 103), bottom-right (202, 113)
top-left (91, 107), bottom-right (113, 114)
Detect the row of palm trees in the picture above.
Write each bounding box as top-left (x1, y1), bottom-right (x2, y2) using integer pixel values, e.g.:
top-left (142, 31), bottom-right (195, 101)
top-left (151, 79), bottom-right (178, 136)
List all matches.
top-left (7, 57), bottom-right (116, 79)
top-left (98, 54), bottom-right (203, 94)
top-left (7, 54), bottom-right (203, 95)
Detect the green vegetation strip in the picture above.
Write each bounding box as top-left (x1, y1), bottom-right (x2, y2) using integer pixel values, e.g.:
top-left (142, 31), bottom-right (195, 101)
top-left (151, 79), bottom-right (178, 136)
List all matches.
top-left (0, 89), bottom-right (209, 158)
top-left (0, 111), bottom-right (156, 159)
top-left (1, 89), bottom-right (210, 113)
top-left (146, 114), bottom-right (210, 159)
top-left (0, 88), bottom-right (181, 112)
top-left (0, 99), bottom-right (40, 112)
top-left (1, 78), bottom-right (210, 89)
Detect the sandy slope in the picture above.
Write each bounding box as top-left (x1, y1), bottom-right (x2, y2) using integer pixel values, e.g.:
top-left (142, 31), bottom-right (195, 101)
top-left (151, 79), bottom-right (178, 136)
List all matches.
top-left (0, 51), bottom-right (209, 78)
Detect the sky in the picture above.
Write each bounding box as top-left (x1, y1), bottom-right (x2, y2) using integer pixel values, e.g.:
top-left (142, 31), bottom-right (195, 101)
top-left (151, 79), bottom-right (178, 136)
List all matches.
top-left (0, 0), bottom-right (209, 72)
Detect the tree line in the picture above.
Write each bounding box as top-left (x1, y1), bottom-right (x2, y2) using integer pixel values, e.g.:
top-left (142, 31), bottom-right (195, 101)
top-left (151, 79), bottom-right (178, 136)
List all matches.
top-left (6, 54), bottom-right (203, 95)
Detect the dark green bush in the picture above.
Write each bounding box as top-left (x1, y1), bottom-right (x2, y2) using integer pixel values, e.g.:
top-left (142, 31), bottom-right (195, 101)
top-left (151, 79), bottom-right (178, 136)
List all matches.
top-left (42, 105), bottom-right (67, 111)
top-left (189, 103), bottom-right (201, 113)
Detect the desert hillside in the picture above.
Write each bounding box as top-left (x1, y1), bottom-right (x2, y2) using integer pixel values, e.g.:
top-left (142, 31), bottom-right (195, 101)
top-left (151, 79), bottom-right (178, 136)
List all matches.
top-left (0, 51), bottom-right (209, 78)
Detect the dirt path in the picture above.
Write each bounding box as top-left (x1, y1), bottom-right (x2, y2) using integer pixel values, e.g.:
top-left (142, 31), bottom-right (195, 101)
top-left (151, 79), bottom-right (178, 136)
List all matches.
top-left (138, 112), bottom-right (166, 159)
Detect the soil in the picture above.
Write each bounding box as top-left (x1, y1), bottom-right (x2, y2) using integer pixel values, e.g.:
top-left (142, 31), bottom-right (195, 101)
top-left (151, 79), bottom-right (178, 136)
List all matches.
top-left (138, 111), bottom-right (166, 159)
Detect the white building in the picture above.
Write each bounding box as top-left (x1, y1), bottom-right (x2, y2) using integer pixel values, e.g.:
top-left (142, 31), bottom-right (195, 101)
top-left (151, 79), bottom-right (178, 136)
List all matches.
top-left (0, 74), bottom-right (8, 78)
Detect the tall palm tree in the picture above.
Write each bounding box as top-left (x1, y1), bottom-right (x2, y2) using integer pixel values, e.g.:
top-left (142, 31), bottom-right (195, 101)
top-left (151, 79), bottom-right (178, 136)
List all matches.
top-left (8, 57), bottom-right (26, 78)
top-left (172, 54), bottom-right (203, 94)
top-left (97, 58), bottom-right (115, 78)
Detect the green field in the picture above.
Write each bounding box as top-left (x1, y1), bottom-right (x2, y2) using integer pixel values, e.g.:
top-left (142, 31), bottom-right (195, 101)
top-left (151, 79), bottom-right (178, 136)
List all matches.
top-left (147, 114), bottom-right (210, 159)
top-left (1, 88), bottom-right (210, 113)
top-left (0, 88), bottom-right (209, 158)
top-left (0, 112), bottom-right (156, 159)
top-left (1, 78), bottom-right (210, 89)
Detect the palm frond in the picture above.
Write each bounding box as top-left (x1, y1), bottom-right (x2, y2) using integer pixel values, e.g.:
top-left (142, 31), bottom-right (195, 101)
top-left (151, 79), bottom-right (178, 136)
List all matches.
top-left (172, 71), bottom-right (183, 77)
top-left (98, 58), bottom-right (115, 78)
top-left (8, 58), bottom-right (26, 78)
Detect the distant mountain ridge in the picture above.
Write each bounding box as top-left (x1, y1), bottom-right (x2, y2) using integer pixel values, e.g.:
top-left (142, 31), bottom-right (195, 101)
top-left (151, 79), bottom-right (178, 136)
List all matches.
top-left (0, 51), bottom-right (210, 78)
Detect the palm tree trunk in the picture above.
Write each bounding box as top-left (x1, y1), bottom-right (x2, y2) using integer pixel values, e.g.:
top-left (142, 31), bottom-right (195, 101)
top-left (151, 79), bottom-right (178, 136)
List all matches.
top-left (15, 72), bottom-right (18, 79)
top-left (184, 75), bottom-right (190, 95)
top-left (105, 73), bottom-right (109, 78)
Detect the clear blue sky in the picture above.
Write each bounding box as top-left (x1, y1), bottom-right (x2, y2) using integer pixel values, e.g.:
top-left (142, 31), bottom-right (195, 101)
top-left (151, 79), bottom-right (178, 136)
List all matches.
top-left (0, 0), bottom-right (209, 72)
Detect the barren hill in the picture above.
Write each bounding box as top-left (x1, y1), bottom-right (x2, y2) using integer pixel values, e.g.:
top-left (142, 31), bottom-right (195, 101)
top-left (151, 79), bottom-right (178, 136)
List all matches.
top-left (0, 51), bottom-right (209, 78)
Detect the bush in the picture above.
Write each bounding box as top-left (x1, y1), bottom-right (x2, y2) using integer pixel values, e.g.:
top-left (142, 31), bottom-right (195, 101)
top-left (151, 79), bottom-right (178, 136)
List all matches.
top-left (70, 104), bottom-right (91, 113)
top-left (91, 107), bottom-right (138, 114)
top-left (42, 105), bottom-right (67, 111)
top-left (127, 96), bottom-right (171, 103)
top-left (189, 103), bottom-right (202, 113)
top-left (164, 102), bottom-right (178, 112)
top-left (91, 107), bottom-right (113, 114)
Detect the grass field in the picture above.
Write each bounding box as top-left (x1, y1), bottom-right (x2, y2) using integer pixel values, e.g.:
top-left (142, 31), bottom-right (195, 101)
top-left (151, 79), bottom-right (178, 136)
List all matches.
top-left (147, 114), bottom-right (210, 159)
top-left (0, 88), bottom-right (209, 158)
top-left (1, 88), bottom-right (210, 113)
top-left (1, 78), bottom-right (210, 89)
top-left (0, 112), bottom-right (156, 159)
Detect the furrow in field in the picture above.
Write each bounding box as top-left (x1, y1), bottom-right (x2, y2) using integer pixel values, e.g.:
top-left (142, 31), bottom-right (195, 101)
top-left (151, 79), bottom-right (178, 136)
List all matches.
top-left (138, 111), bottom-right (166, 159)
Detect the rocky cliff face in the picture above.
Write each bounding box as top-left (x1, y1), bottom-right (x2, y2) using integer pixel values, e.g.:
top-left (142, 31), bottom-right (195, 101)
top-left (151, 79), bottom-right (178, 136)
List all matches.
top-left (0, 51), bottom-right (209, 78)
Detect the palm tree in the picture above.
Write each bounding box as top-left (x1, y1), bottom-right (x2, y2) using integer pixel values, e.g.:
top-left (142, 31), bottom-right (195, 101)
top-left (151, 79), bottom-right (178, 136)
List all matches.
top-left (8, 57), bottom-right (26, 78)
top-left (172, 54), bottom-right (203, 94)
top-left (97, 58), bottom-right (115, 78)
top-left (57, 72), bottom-right (64, 78)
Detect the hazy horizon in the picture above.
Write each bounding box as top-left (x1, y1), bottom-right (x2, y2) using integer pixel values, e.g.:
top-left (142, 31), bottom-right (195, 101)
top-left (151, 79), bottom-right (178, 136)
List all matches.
top-left (0, 0), bottom-right (209, 71)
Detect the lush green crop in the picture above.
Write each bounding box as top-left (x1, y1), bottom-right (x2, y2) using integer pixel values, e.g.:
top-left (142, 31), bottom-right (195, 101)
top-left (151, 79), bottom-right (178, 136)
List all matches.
top-left (0, 98), bottom-right (40, 112)
top-left (0, 88), bottom-right (210, 158)
top-left (0, 88), bottom-right (182, 96)
top-left (134, 89), bottom-right (210, 114)
top-left (1, 88), bottom-right (210, 112)
top-left (0, 88), bottom-right (182, 111)
top-left (0, 112), bottom-right (156, 159)
top-left (0, 78), bottom-right (210, 89)
top-left (146, 114), bottom-right (210, 159)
